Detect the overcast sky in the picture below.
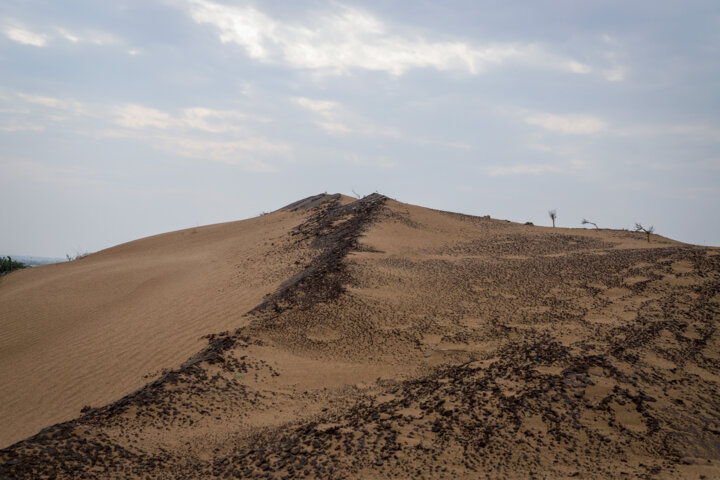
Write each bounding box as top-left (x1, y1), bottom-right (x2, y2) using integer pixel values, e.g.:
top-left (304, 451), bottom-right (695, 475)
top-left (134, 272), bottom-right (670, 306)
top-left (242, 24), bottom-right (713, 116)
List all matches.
top-left (1, 0), bottom-right (719, 257)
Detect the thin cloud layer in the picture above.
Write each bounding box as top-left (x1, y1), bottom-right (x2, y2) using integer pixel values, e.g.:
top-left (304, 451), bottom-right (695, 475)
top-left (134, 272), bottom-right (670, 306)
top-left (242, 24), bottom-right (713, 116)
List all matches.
top-left (109, 104), bottom-right (287, 171)
top-left (184, 0), bottom-right (591, 76)
top-left (293, 97), bottom-right (401, 137)
top-left (113, 104), bottom-right (270, 134)
top-left (523, 112), bottom-right (608, 135)
top-left (292, 96), bottom-right (471, 150)
top-left (54, 28), bottom-right (120, 46)
top-left (0, 91), bottom-right (287, 172)
top-left (1, 20), bottom-right (122, 48)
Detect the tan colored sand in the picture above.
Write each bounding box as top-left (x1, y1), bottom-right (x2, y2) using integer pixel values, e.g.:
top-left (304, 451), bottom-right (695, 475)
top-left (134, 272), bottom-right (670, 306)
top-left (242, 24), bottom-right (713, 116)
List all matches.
top-left (0, 210), bottom-right (303, 447)
top-left (0, 194), bottom-right (718, 480)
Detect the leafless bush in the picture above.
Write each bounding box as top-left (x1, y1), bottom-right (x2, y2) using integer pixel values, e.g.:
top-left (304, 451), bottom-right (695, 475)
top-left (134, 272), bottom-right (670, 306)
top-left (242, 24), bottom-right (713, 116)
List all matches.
top-left (65, 251), bottom-right (90, 261)
top-left (634, 223), bottom-right (655, 243)
top-left (548, 209), bottom-right (557, 228)
top-left (581, 218), bottom-right (599, 230)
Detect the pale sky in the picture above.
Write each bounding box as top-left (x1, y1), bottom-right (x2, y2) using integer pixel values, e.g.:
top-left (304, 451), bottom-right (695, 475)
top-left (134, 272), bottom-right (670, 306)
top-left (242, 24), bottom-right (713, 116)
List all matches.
top-left (1, 0), bottom-right (719, 257)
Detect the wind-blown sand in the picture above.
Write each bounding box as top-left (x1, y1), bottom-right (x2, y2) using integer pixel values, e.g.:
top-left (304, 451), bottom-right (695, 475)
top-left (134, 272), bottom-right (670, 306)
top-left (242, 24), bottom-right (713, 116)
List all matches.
top-left (1, 193), bottom-right (718, 479)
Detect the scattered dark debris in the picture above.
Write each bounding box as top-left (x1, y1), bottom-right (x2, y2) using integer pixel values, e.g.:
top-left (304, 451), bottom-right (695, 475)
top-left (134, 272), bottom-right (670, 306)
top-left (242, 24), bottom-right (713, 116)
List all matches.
top-left (250, 193), bottom-right (387, 316)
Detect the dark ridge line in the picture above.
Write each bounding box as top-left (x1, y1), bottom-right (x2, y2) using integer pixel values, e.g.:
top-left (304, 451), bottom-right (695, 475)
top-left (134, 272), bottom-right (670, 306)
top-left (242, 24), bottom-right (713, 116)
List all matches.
top-left (249, 192), bottom-right (387, 316)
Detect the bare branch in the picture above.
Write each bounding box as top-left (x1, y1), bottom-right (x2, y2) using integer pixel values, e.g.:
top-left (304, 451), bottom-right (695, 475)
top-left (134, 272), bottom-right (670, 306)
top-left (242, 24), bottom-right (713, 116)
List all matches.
top-left (581, 218), bottom-right (599, 230)
top-left (548, 209), bottom-right (557, 228)
top-left (634, 223), bottom-right (655, 243)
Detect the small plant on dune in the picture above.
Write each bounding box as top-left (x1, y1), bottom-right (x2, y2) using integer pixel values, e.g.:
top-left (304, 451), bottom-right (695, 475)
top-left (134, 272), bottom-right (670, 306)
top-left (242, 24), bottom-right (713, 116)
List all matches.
top-left (634, 223), bottom-right (655, 243)
top-left (0, 256), bottom-right (28, 275)
top-left (65, 251), bottom-right (90, 261)
top-left (581, 218), bottom-right (599, 230)
top-left (548, 209), bottom-right (557, 228)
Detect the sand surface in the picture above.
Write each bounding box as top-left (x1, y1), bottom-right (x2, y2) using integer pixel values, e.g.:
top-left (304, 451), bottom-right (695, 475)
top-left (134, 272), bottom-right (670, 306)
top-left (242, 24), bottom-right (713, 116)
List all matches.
top-left (1, 193), bottom-right (718, 479)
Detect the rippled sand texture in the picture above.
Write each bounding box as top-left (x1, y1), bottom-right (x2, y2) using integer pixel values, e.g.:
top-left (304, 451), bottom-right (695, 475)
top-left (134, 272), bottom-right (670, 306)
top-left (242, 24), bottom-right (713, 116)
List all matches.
top-left (1, 193), bottom-right (718, 479)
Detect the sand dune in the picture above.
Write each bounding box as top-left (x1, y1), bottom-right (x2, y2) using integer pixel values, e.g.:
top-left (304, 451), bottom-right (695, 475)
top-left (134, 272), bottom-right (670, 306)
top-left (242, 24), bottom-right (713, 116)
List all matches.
top-left (1, 193), bottom-right (718, 479)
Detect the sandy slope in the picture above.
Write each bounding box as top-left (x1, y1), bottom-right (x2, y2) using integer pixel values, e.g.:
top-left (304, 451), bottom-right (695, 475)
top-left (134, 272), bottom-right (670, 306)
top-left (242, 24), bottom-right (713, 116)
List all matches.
top-left (0, 208), bottom-right (311, 448)
top-left (1, 193), bottom-right (718, 479)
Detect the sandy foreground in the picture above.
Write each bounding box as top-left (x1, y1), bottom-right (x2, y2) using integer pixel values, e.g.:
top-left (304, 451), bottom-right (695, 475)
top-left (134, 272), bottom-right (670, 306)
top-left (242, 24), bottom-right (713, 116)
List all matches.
top-left (0, 193), bottom-right (718, 479)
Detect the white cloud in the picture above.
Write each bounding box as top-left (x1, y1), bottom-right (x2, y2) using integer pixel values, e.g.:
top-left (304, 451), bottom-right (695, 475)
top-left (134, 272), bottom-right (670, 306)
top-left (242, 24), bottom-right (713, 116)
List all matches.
top-left (63, 29), bottom-right (120, 46)
top-left (0, 119), bottom-right (45, 132)
top-left (56, 28), bottom-right (80, 43)
top-left (183, 107), bottom-right (261, 133)
top-left (6, 91), bottom-right (269, 136)
top-left (2, 21), bottom-right (122, 48)
top-left (601, 34), bottom-right (619, 46)
top-left (184, 0), bottom-right (592, 77)
top-left (293, 96), bottom-right (401, 138)
top-left (99, 125), bottom-right (288, 173)
top-left (605, 66), bottom-right (626, 82)
top-left (293, 98), bottom-right (338, 114)
top-left (108, 104), bottom-right (287, 170)
top-left (112, 104), bottom-right (269, 134)
top-left (152, 135), bottom-right (286, 172)
top-left (526, 142), bottom-right (573, 155)
top-left (565, 61), bottom-right (592, 74)
top-left (113, 104), bottom-right (175, 129)
top-left (0, 90), bottom-right (287, 172)
top-left (18, 94), bottom-right (90, 117)
top-left (293, 96), bottom-right (474, 150)
top-left (523, 112), bottom-right (608, 135)
top-left (615, 123), bottom-right (720, 142)
top-left (600, 34), bottom-right (627, 82)
top-left (3, 26), bottom-right (48, 47)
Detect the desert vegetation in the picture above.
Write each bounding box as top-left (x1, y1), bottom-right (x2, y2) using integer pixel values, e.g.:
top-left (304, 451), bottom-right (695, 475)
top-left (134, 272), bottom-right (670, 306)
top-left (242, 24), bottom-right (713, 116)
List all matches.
top-left (581, 218), bottom-right (599, 229)
top-left (0, 256), bottom-right (28, 275)
top-left (634, 223), bottom-right (655, 243)
top-left (65, 252), bottom-right (90, 261)
top-left (548, 209), bottom-right (557, 227)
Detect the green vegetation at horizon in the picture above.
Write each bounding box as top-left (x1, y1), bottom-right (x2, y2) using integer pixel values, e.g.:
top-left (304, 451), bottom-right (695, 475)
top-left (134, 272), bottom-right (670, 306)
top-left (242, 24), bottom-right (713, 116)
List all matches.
top-left (1, 256), bottom-right (28, 276)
